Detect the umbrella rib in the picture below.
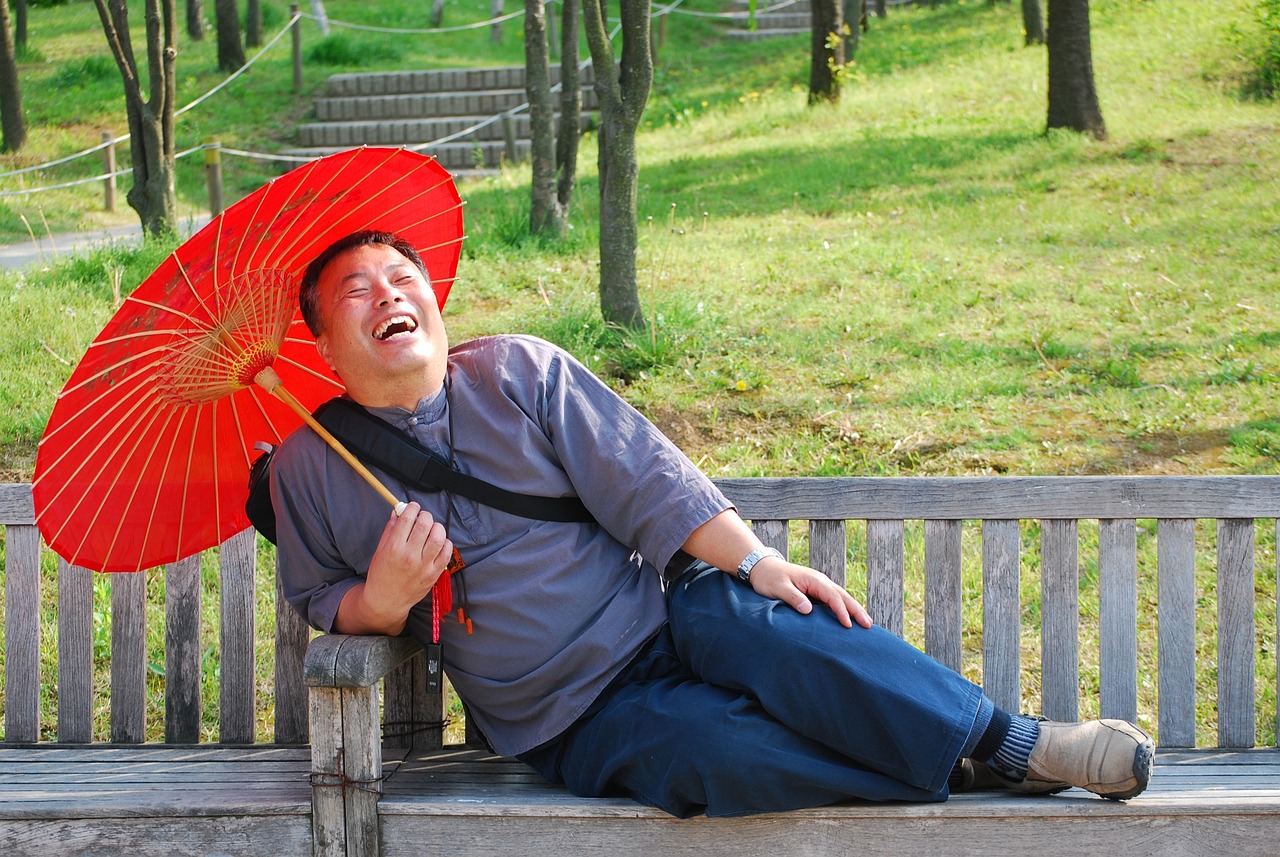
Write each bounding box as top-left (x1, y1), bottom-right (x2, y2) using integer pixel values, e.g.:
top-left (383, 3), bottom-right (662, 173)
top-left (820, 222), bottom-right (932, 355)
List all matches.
top-left (235, 158), bottom-right (320, 274)
top-left (133, 408), bottom-right (191, 571)
top-left (52, 398), bottom-right (178, 567)
top-left (264, 149), bottom-right (401, 270)
top-left (96, 405), bottom-right (186, 572)
top-left (273, 351), bottom-right (345, 389)
top-left (173, 401), bottom-right (204, 561)
top-left (36, 358), bottom-right (174, 475)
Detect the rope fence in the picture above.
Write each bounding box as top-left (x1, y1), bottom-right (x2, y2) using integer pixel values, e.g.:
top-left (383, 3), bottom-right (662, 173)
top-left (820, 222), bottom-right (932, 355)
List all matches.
top-left (0, 0), bottom-right (774, 211)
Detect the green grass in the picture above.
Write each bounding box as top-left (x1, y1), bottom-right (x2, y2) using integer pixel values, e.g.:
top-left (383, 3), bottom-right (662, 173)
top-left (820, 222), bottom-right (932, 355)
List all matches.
top-left (0, 0), bottom-right (1277, 743)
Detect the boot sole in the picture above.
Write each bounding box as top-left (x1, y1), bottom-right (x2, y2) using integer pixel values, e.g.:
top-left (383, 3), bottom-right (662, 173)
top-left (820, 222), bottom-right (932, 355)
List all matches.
top-left (1097, 737), bottom-right (1155, 801)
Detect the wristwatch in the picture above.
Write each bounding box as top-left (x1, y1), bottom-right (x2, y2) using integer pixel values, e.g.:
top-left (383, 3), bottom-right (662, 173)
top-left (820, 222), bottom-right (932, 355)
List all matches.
top-left (736, 546), bottom-right (783, 582)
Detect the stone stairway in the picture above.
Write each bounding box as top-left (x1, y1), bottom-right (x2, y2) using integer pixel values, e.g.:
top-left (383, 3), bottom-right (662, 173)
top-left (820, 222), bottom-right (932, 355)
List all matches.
top-left (725, 0), bottom-right (811, 41)
top-left (283, 65), bottom-right (597, 177)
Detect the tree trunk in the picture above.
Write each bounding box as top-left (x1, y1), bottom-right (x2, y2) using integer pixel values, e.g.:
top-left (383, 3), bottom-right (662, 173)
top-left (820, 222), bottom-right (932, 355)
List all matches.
top-left (1023, 0), bottom-right (1045, 45)
top-left (526, 0), bottom-right (566, 236)
top-left (555, 0), bottom-right (581, 212)
top-left (246, 0), bottom-right (262, 47)
top-left (874, 0), bottom-right (886, 17)
top-left (1046, 0), bottom-right (1105, 139)
top-left (809, 0), bottom-right (844, 105)
top-left (582, 0), bottom-right (651, 331)
top-left (841, 0), bottom-right (864, 56)
top-left (14, 0), bottom-right (26, 48)
top-left (0, 0), bottom-right (25, 152)
top-left (215, 0), bottom-right (245, 71)
top-left (95, 0), bottom-right (179, 236)
top-left (431, 0), bottom-right (445, 27)
top-left (187, 0), bottom-right (204, 40)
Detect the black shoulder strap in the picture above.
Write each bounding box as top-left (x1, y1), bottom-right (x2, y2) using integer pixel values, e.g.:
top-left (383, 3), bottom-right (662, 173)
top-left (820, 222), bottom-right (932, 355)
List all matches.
top-left (313, 398), bottom-right (595, 524)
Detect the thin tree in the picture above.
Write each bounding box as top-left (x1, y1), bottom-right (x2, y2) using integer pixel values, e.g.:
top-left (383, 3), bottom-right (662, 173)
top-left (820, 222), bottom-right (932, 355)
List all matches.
top-left (809, 0), bottom-right (844, 104)
top-left (1023, 0), bottom-right (1045, 45)
top-left (0, 0), bottom-right (25, 152)
top-left (582, 0), bottom-right (652, 330)
top-left (554, 0), bottom-right (582, 215)
top-left (431, 0), bottom-right (446, 28)
top-left (246, 0), bottom-right (263, 48)
top-left (215, 0), bottom-right (245, 71)
top-left (1045, 0), bottom-right (1105, 139)
top-left (186, 0), bottom-right (204, 40)
top-left (14, 0), bottom-right (26, 48)
top-left (94, 0), bottom-right (179, 235)
top-left (526, 0), bottom-right (580, 237)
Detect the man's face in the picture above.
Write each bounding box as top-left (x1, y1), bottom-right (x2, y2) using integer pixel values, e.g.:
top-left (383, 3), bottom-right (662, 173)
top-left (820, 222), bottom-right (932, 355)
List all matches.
top-left (313, 242), bottom-right (448, 409)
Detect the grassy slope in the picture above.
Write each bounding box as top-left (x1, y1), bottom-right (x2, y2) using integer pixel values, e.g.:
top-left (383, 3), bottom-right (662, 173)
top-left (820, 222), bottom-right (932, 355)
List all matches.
top-left (0, 0), bottom-right (1276, 742)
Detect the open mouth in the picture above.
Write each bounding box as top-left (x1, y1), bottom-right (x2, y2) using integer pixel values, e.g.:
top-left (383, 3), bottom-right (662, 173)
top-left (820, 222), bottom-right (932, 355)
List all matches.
top-left (373, 315), bottom-right (418, 341)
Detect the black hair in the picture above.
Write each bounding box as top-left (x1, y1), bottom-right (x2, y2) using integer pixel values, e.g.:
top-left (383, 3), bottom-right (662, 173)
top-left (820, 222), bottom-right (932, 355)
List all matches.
top-left (299, 230), bottom-right (429, 336)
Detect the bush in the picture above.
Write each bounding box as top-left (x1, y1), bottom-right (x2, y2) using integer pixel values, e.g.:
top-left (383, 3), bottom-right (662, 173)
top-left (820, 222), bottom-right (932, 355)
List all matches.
top-left (306, 33), bottom-right (404, 67)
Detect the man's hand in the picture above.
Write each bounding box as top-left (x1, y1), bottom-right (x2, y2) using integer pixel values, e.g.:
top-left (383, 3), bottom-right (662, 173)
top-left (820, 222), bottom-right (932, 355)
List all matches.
top-left (747, 556), bottom-right (874, 630)
top-left (335, 502), bottom-right (454, 636)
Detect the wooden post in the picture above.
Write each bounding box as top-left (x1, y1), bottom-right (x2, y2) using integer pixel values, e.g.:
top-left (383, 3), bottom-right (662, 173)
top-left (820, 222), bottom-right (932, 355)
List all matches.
top-left (501, 116), bottom-right (517, 164)
top-left (204, 138), bottom-right (224, 217)
top-left (490, 0), bottom-right (503, 43)
top-left (291, 4), bottom-right (304, 93)
top-left (101, 131), bottom-right (117, 213)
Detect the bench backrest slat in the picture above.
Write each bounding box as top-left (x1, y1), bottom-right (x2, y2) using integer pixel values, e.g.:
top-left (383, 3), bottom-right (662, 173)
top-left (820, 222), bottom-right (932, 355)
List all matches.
top-left (867, 519), bottom-right (904, 639)
top-left (1218, 519), bottom-right (1256, 748)
top-left (1040, 518), bottom-right (1079, 723)
top-left (923, 519), bottom-right (962, 674)
top-left (4, 524), bottom-right (41, 742)
top-left (1156, 518), bottom-right (1197, 748)
top-left (274, 569), bottom-right (312, 744)
top-left (981, 519), bottom-right (1021, 714)
top-left (165, 554), bottom-right (204, 743)
top-left (1099, 519), bottom-right (1139, 723)
top-left (57, 560), bottom-right (94, 743)
top-left (220, 529), bottom-right (257, 745)
top-left (110, 569), bottom-right (147, 743)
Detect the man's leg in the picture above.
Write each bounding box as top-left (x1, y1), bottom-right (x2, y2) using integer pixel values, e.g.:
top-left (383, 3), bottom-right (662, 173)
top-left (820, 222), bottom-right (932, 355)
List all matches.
top-left (666, 564), bottom-right (987, 795)
top-left (520, 625), bottom-right (949, 817)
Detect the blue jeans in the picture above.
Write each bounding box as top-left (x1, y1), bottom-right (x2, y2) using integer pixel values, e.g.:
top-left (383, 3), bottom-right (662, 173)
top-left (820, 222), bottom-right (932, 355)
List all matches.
top-left (519, 564), bottom-right (985, 817)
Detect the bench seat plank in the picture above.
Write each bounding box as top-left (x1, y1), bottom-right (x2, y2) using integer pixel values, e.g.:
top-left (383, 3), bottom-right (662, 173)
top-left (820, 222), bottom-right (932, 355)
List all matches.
top-left (0, 747), bottom-right (312, 820)
top-left (372, 749), bottom-right (1280, 856)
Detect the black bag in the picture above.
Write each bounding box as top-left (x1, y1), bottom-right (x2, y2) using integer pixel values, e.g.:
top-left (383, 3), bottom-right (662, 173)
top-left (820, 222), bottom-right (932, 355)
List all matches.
top-left (245, 397), bottom-right (593, 544)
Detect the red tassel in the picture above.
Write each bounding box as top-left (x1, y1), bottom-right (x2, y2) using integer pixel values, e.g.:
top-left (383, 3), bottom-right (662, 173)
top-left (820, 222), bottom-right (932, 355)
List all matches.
top-left (431, 548), bottom-right (465, 644)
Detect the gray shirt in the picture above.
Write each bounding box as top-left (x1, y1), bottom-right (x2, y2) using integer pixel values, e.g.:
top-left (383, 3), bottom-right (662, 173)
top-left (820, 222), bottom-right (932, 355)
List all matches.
top-left (271, 334), bottom-right (732, 755)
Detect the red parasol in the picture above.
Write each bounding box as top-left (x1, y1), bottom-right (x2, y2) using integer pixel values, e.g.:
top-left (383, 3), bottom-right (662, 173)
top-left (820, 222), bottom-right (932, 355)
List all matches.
top-left (32, 147), bottom-right (465, 573)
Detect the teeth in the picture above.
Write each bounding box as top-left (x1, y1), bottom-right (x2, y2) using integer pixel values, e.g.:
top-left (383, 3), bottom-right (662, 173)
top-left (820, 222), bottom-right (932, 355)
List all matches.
top-left (374, 315), bottom-right (418, 340)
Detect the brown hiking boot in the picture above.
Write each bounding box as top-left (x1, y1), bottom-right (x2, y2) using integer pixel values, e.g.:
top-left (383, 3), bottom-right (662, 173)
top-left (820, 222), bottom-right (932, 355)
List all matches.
top-left (1000, 719), bottom-right (1154, 800)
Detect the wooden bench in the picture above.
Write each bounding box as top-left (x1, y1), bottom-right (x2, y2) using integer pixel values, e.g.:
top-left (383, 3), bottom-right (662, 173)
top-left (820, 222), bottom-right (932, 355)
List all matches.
top-left (4, 476), bottom-right (1280, 856)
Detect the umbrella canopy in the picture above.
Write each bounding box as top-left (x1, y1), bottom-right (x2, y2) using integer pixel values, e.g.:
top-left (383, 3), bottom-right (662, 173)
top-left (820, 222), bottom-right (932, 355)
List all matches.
top-left (33, 147), bottom-right (465, 572)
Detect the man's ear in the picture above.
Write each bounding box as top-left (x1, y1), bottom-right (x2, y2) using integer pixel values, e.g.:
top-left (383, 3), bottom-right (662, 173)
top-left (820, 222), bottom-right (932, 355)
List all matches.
top-left (316, 333), bottom-right (335, 373)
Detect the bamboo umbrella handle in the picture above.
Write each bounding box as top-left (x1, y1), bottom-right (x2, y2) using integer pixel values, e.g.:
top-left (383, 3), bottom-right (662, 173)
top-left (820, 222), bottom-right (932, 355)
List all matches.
top-left (254, 367), bottom-right (408, 516)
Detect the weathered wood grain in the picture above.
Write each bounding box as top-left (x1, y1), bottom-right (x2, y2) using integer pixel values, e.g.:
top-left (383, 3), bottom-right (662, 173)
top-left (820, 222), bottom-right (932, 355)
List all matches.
top-left (808, 519), bottom-right (846, 587)
top-left (274, 561), bottom-right (312, 745)
top-left (220, 529), bottom-right (257, 744)
top-left (56, 560), bottom-right (93, 744)
top-left (109, 570), bottom-right (147, 744)
top-left (1099, 519), bottom-right (1138, 723)
top-left (717, 475), bottom-right (1280, 520)
top-left (0, 482), bottom-right (35, 523)
top-left (1218, 519), bottom-right (1256, 748)
top-left (3, 524), bottom-right (41, 743)
top-left (924, 519), bottom-right (962, 672)
top-left (165, 554), bottom-right (203, 744)
top-left (867, 519), bottom-right (904, 637)
top-left (303, 633), bottom-right (423, 689)
top-left (1157, 519), bottom-right (1197, 748)
top-left (982, 520), bottom-right (1021, 713)
top-left (1040, 519), bottom-right (1079, 723)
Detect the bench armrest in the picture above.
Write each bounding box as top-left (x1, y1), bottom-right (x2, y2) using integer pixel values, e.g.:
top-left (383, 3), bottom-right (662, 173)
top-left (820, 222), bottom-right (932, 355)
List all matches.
top-left (303, 633), bottom-right (424, 688)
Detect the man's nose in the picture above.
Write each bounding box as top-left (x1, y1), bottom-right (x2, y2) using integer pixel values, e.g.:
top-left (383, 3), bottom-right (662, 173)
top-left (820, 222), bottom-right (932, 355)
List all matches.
top-left (373, 282), bottom-right (405, 305)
